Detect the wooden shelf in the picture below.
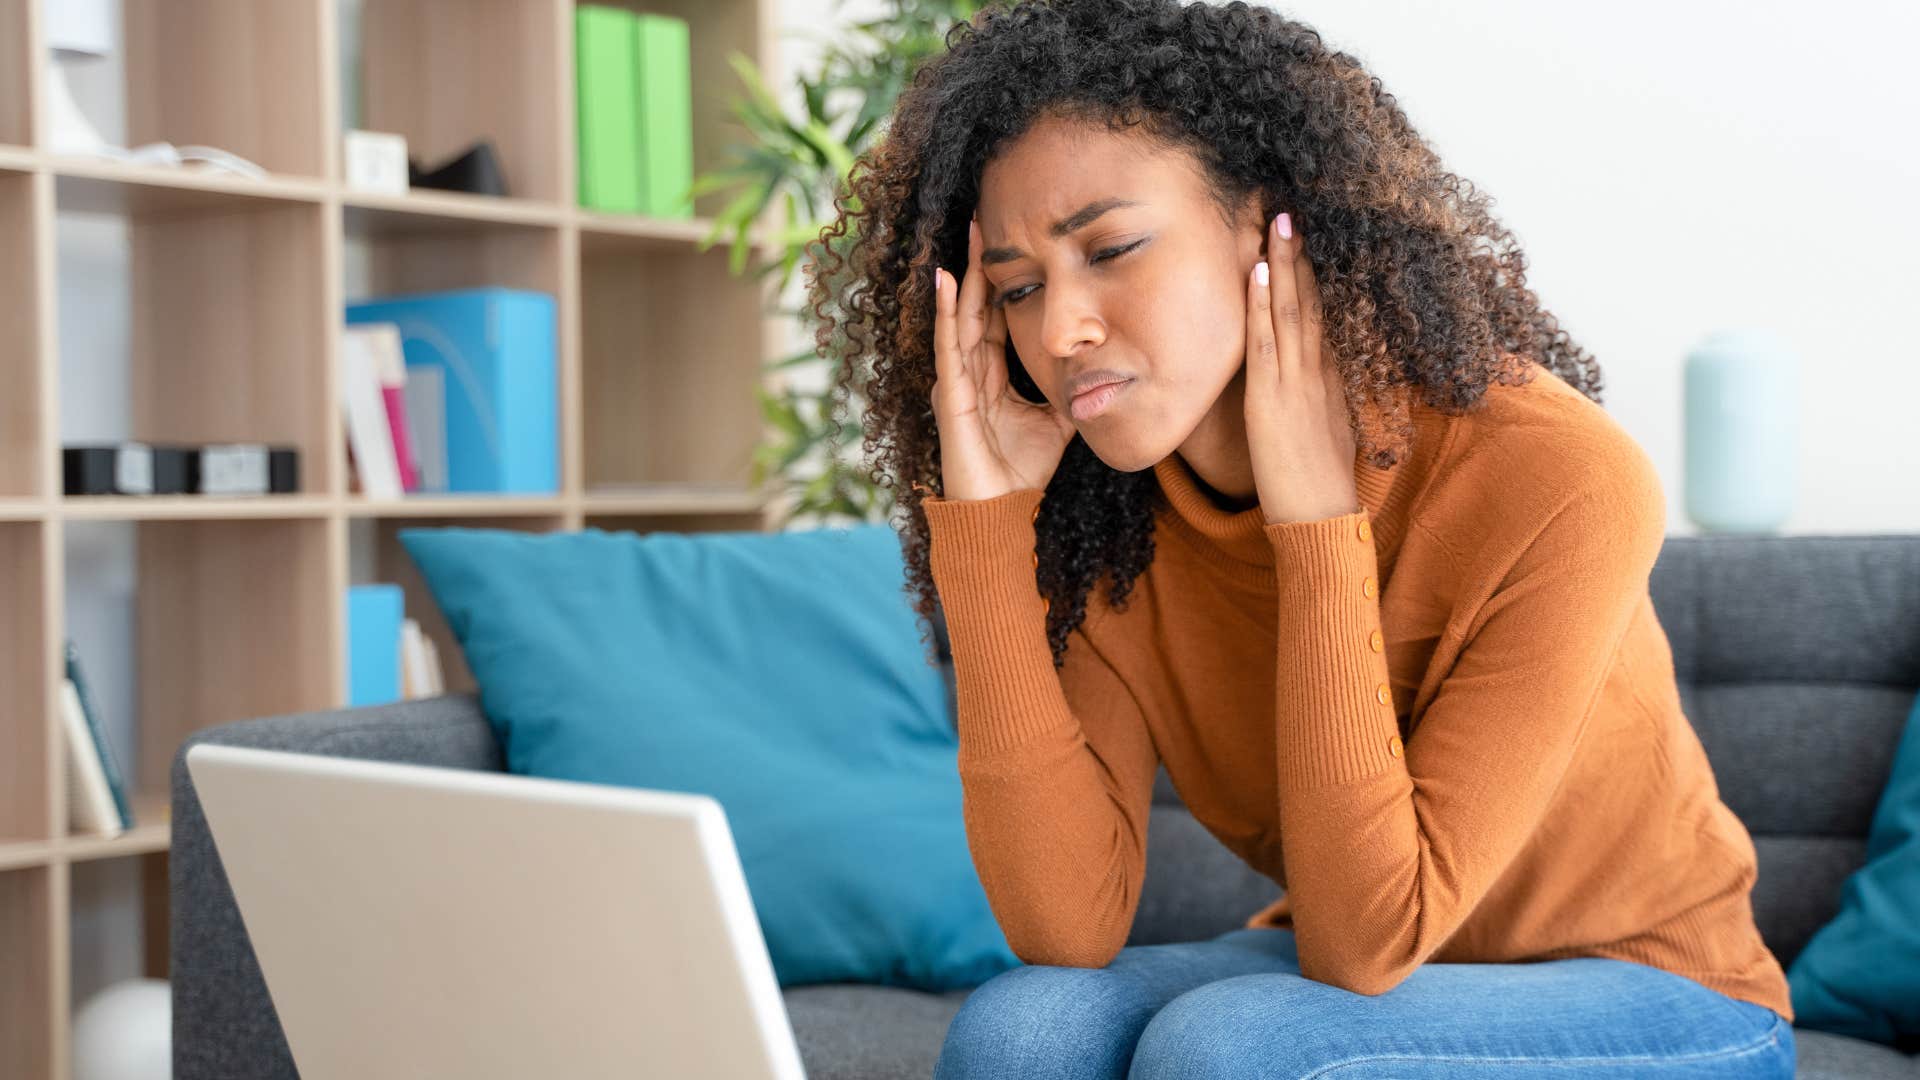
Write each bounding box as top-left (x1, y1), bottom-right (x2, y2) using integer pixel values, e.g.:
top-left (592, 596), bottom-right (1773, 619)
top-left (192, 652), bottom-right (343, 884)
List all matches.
top-left (343, 188), bottom-right (566, 233)
top-left (60, 496), bottom-right (337, 521)
top-left (577, 208), bottom-right (783, 258)
top-left (0, 838), bottom-right (55, 874)
top-left (345, 496), bottom-right (570, 518)
top-left (48, 156), bottom-right (330, 217)
top-left (47, 488), bottom-right (776, 521)
top-left (0, 796), bottom-right (178, 871)
top-left (0, 167), bottom-right (46, 499)
top-left (59, 795), bottom-right (174, 865)
top-left (4, 0), bottom-right (790, 1073)
top-left (0, 0), bottom-right (36, 153)
top-left (0, 520), bottom-right (49, 871)
top-left (584, 485), bottom-right (772, 516)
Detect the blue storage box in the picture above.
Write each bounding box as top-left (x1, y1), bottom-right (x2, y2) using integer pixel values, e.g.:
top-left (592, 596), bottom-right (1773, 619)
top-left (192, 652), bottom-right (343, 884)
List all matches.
top-left (345, 287), bottom-right (558, 494)
top-left (345, 584), bottom-right (404, 707)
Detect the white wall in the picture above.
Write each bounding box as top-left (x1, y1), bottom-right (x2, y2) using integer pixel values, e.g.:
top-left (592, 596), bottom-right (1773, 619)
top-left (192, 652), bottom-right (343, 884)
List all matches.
top-left (779, 0), bottom-right (1920, 534)
top-left (1263, 0), bottom-right (1919, 534)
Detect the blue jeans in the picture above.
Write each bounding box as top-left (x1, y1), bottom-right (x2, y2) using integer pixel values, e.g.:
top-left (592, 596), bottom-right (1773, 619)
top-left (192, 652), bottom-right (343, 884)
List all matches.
top-left (933, 927), bottom-right (1794, 1079)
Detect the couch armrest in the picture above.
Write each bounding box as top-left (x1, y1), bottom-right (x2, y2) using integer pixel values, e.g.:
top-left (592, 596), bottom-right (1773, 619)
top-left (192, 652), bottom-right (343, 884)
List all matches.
top-left (169, 692), bottom-right (502, 1080)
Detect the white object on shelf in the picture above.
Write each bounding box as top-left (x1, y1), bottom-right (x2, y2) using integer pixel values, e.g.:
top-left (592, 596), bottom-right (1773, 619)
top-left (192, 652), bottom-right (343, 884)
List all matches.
top-left (45, 63), bottom-right (110, 155)
top-left (198, 444), bottom-right (272, 496)
top-left (114, 442), bottom-right (154, 495)
top-left (44, 0), bottom-right (112, 53)
top-left (79, 142), bottom-right (269, 180)
top-left (344, 129), bottom-right (411, 195)
top-left (399, 618), bottom-right (444, 699)
top-left (42, 0), bottom-right (268, 181)
top-left (419, 634), bottom-right (444, 695)
top-left (72, 978), bottom-right (171, 1080)
top-left (60, 678), bottom-right (123, 838)
top-left (42, 0), bottom-right (114, 156)
top-left (339, 324), bottom-right (406, 499)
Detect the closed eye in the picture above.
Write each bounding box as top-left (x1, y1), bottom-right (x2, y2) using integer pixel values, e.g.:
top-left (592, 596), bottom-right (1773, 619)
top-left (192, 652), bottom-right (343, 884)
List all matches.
top-left (991, 238), bottom-right (1150, 309)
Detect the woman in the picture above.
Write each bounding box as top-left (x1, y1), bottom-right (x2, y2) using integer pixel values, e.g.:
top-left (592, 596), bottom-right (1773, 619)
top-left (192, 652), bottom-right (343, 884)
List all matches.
top-left (805, 1), bottom-right (1795, 1075)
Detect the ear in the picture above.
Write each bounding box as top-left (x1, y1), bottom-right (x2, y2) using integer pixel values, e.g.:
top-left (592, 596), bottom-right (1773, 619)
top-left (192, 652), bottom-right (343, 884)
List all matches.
top-left (1238, 192), bottom-right (1273, 265)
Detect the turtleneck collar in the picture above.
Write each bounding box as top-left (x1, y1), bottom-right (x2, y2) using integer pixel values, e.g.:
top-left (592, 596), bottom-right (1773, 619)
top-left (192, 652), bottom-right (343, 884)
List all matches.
top-left (1150, 390), bottom-right (1451, 589)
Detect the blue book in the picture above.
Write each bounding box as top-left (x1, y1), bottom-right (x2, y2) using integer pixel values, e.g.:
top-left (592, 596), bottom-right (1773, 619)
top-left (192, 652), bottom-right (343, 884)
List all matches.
top-left (346, 584), bottom-right (405, 707)
top-left (64, 640), bottom-right (134, 829)
top-left (345, 288), bottom-right (558, 494)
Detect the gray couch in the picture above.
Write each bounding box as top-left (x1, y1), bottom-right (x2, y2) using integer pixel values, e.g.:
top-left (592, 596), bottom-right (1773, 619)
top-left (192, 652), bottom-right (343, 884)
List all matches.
top-left (170, 533), bottom-right (1920, 1079)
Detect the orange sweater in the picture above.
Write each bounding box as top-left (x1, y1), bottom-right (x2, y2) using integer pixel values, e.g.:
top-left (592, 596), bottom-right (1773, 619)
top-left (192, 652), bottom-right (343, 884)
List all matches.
top-left (921, 361), bottom-right (1792, 1021)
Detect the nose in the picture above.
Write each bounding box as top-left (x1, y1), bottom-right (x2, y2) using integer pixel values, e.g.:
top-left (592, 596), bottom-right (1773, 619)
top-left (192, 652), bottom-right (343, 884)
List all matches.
top-left (1037, 284), bottom-right (1106, 361)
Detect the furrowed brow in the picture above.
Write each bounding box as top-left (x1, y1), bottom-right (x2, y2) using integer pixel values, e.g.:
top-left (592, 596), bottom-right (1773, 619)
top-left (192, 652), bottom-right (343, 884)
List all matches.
top-left (980, 198), bottom-right (1145, 267)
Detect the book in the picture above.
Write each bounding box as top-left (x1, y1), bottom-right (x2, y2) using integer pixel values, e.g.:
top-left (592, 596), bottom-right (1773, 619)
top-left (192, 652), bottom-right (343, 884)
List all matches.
top-left (400, 619), bottom-right (422, 698)
top-left (419, 634), bottom-right (445, 696)
top-left (339, 323), bottom-right (406, 499)
top-left (372, 330), bottom-right (421, 492)
top-left (345, 288), bottom-right (558, 495)
top-left (65, 640), bottom-right (133, 830)
top-left (634, 13), bottom-right (694, 219)
top-left (576, 4), bottom-right (643, 213)
top-left (346, 584), bottom-right (405, 707)
top-left (399, 618), bottom-right (445, 699)
top-left (60, 678), bottom-right (124, 837)
top-left (404, 364), bottom-right (449, 493)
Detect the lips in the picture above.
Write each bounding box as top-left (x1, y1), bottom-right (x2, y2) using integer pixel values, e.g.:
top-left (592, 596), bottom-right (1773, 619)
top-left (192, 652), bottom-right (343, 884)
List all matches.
top-left (1070, 378), bottom-right (1133, 421)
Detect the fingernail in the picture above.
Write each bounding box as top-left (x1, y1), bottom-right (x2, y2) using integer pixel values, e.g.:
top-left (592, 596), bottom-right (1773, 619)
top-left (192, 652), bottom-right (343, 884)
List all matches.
top-left (934, 267), bottom-right (944, 290)
top-left (1255, 261), bottom-right (1269, 285)
top-left (1276, 212), bottom-right (1292, 240)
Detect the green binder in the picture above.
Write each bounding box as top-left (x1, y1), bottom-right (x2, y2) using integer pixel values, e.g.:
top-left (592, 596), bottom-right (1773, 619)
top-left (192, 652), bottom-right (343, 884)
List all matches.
top-left (575, 5), bottom-right (641, 213)
top-left (635, 13), bottom-right (694, 219)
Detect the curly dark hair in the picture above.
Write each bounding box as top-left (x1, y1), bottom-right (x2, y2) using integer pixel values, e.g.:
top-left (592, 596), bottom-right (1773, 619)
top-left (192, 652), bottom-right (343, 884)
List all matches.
top-left (803, 0), bottom-right (1602, 669)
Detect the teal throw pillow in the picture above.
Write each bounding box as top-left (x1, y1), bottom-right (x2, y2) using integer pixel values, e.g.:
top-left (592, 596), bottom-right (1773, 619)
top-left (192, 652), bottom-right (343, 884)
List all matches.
top-left (397, 524), bottom-right (1020, 992)
top-left (1786, 689), bottom-right (1920, 1051)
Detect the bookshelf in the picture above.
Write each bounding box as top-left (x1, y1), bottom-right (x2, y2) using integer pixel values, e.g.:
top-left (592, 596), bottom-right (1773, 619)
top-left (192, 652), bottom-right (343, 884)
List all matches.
top-left (0, 0), bottom-right (790, 1074)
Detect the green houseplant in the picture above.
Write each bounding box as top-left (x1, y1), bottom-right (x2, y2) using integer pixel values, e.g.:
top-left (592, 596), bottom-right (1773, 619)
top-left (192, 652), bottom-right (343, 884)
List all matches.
top-left (687, 0), bottom-right (985, 529)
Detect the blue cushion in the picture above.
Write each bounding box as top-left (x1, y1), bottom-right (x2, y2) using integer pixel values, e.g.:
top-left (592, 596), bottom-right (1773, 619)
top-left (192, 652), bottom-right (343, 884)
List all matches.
top-left (398, 523), bottom-right (1020, 991)
top-left (1786, 689), bottom-right (1920, 1051)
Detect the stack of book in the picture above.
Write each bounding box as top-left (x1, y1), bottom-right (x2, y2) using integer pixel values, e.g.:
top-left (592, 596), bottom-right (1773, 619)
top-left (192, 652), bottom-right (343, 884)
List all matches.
top-left (575, 5), bottom-right (694, 217)
top-left (338, 322), bottom-right (417, 500)
top-left (60, 640), bottom-right (134, 838)
top-left (339, 287), bottom-right (558, 497)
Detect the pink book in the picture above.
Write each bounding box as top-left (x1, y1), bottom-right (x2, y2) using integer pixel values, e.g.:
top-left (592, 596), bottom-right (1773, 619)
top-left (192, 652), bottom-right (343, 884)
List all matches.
top-left (370, 329), bottom-right (420, 492)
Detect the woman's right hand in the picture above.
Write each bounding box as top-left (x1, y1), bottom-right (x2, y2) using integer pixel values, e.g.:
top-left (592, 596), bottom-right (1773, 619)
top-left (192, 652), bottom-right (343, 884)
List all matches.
top-left (930, 214), bottom-right (1077, 502)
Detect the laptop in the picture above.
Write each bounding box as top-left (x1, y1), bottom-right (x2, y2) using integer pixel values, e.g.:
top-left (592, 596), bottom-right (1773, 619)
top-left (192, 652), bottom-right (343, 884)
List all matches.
top-left (185, 743), bottom-right (810, 1080)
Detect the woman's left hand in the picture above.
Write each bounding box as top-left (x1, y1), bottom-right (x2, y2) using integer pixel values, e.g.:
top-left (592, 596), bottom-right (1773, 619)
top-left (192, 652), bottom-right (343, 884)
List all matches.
top-left (1245, 211), bottom-right (1361, 526)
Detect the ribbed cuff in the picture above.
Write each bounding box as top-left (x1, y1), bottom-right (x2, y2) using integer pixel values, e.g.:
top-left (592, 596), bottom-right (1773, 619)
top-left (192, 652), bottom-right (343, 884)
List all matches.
top-left (923, 489), bottom-right (1080, 757)
top-left (1265, 508), bottom-right (1404, 791)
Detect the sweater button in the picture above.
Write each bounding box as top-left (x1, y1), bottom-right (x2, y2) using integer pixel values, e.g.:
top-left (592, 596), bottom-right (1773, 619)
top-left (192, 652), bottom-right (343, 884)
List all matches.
top-left (1376, 683), bottom-right (1392, 705)
top-left (1369, 629), bottom-right (1384, 652)
top-left (1361, 576), bottom-right (1377, 598)
top-left (1041, 595), bottom-right (1051, 615)
top-left (1031, 551), bottom-right (1039, 569)
top-left (1387, 734), bottom-right (1404, 758)
top-left (1357, 519), bottom-right (1372, 542)
top-left (1031, 505), bottom-right (1041, 524)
